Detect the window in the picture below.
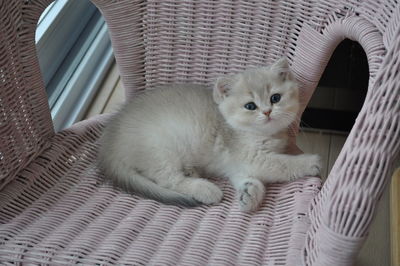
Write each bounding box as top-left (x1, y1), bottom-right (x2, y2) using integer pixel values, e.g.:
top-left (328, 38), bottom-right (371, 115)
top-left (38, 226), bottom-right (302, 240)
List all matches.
top-left (36, 0), bottom-right (114, 131)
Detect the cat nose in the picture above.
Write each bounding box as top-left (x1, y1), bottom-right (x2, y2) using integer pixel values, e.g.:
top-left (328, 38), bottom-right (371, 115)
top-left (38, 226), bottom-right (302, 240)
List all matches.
top-left (263, 110), bottom-right (271, 116)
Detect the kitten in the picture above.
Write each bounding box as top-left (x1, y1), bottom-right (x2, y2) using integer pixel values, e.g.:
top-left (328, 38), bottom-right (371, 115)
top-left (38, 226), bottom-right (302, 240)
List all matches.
top-left (98, 58), bottom-right (321, 211)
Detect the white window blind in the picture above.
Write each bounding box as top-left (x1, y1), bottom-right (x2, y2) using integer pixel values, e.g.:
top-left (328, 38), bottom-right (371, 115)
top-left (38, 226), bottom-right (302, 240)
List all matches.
top-left (36, 0), bottom-right (114, 132)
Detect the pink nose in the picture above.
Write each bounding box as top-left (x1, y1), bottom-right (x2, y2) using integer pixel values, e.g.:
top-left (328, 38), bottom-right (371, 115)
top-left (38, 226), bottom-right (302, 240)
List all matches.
top-left (263, 110), bottom-right (271, 116)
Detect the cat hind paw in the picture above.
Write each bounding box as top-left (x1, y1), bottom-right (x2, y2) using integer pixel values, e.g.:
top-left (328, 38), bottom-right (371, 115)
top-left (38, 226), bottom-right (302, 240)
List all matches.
top-left (189, 179), bottom-right (223, 205)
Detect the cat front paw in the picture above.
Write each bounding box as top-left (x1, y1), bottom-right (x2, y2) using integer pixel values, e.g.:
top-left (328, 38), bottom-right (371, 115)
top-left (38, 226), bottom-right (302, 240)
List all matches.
top-left (238, 179), bottom-right (265, 212)
top-left (304, 154), bottom-right (322, 176)
top-left (291, 154), bottom-right (321, 180)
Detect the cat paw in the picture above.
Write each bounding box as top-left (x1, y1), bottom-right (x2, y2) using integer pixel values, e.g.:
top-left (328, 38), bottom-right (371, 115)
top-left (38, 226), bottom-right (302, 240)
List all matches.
top-left (303, 154), bottom-right (322, 176)
top-left (190, 179), bottom-right (223, 205)
top-left (291, 154), bottom-right (321, 180)
top-left (238, 179), bottom-right (265, 212)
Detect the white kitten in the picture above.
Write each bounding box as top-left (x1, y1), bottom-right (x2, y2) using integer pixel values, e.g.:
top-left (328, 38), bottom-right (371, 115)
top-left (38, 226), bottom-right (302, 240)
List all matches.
top-left (98, 58), bottom-right (321, 211)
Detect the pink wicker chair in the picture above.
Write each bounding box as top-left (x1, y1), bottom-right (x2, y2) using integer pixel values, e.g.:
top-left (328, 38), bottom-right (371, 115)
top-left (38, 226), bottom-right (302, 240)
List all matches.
top-left (1, 0), bottom-right (399, 265)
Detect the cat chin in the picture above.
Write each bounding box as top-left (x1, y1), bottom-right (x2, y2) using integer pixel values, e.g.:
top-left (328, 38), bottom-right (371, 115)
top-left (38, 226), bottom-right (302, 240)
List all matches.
top-left (227, 119), bottom-right (289, 136)
top-left (258, 119), bottom-right (290, 131)
top-left (238, 124), bottom-right (288, 136)
top-left (258, 127), bottom-right (287, 136)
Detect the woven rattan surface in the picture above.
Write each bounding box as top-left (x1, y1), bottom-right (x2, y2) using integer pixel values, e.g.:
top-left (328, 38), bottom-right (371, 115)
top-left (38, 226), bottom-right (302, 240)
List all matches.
top-left (0, 0), bottom-right (54, 190)
top-left (0, 116), bottom-right (321, 265)
top-left (1, 0), bottom-right (400, 265)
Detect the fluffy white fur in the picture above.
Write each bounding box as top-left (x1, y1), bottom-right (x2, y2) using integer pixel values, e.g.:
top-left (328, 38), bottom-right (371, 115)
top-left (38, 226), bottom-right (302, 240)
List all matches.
top-left (98, 58), bottom-right (321, 211)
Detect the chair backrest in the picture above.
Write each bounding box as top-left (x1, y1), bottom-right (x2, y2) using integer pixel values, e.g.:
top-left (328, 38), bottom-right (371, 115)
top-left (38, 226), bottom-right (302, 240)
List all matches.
top-left (0, 0), bottom-right (54, 190)
top-left (93, 0), bottom-right (372, 99)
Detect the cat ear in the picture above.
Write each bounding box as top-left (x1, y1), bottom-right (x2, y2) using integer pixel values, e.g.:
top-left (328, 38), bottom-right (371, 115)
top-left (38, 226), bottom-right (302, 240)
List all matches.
top-left (213, 76), bottom-right (232, 103)
top-left (271, 57), bottom-right (292, 81)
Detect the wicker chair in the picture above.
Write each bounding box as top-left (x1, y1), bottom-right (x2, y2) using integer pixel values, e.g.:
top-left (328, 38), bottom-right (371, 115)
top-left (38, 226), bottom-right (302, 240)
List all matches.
top-left (1, 0), bottom-right (399, 265)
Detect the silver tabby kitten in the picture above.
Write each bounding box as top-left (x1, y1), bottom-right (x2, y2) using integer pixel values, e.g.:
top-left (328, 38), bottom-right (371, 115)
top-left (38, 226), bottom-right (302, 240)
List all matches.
top-left (98, 58), bottom-right (321, 211)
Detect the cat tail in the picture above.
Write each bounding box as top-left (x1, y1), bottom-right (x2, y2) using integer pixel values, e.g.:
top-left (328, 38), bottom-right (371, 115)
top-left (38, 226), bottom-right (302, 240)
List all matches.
top-left (108, 167), bottom-right (201, 207)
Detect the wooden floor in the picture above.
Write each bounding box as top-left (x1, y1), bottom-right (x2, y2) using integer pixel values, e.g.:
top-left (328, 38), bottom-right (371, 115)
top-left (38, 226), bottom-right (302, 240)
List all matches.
top-left (84, 61), bottom-right (393, 266)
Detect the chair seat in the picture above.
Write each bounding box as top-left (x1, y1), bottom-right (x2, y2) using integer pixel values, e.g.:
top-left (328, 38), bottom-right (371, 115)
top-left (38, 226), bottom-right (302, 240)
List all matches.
top-left (0, 115), bottom-right (321, 265)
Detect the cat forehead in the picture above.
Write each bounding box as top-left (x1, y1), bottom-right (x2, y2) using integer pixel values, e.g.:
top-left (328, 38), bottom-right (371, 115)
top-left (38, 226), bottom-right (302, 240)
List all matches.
top-left (236, 73), bottom-right (283, 96)
top-left (238, 68), bottom-right (281, 87)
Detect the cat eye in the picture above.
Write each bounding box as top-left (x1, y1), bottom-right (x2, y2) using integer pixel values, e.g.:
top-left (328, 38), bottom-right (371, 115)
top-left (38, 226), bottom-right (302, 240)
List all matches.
top-left (244, 102), bottom-right (257, 110)
top-left (270, 94), bottom-right (281, 104)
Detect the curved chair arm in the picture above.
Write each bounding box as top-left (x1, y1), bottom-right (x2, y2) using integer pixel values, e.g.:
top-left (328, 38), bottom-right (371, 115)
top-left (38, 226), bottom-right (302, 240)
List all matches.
top-left (0, 0), bottom-right (54, 190)
top-left (293, 16), bottom-right (400, 266)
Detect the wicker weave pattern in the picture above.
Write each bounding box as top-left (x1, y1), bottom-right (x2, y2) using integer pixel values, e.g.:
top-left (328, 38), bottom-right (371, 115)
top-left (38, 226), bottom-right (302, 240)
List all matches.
top-left (95, 0), bottom-right (368, 99)
top-left (1, 0), bottom-right (400, 265)
top-left (0, 116), bottom-right (321, 265)
top-left (303, 14), bottom-right (400, 264)
top-left (0, 0), bottom-right (53, 190)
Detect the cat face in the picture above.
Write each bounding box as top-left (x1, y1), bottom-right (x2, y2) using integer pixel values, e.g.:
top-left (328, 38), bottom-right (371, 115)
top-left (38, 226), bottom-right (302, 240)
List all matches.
top-left (213, 58), bottom-right (299, 135)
